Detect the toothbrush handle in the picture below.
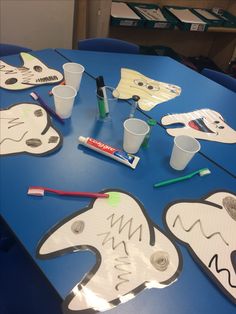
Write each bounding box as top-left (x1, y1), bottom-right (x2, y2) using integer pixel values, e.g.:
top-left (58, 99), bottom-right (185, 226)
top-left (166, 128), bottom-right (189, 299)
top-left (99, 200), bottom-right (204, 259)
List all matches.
top-left (44, 187), bottom-right (108, 198)
top-left (153, 175), bottom-right (190, 188)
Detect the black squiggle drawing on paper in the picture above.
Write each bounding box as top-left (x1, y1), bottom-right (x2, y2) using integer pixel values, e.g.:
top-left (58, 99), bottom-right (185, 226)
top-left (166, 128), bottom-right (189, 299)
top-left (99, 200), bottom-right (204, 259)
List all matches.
top-left (0, 131), bottom-right (28, 146)
top-left (114, 256), bottom-right (132, 291)
top-left (107, 213), bottom-right (143, 241)
top-left (173, 215), bottom-right (229, 246)
top-left (97, 232), bottom-right (129, 256)
top-left (1, 117), bottom-right (25, 129)
top-left (209, 254), bottom-right (236, 288)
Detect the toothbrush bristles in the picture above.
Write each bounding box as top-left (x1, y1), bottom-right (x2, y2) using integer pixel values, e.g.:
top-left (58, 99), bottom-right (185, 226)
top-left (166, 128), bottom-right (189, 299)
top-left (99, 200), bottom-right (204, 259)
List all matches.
top-left (28, 187), bottom-right (44, 196)
top-left (30, 92), bottom-right (38, 100)
top-left (199, 168), bottom-right (211, 176)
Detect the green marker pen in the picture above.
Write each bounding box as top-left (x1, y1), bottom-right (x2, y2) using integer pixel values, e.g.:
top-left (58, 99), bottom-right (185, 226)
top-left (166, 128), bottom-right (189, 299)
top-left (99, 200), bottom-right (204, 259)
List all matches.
top-left (142, 118), bottom-right (157, 148)
top-left (96, 76), bottom-right (106, 119)
top-left (97, 88), bottom-right (106, 119)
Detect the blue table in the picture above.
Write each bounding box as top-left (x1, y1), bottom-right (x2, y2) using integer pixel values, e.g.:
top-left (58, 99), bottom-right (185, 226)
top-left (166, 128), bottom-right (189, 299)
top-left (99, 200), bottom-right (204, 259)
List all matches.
top-left (0, 49), bottom-right (235, 314)
top-left (57, 49), bottom-right (236, 178)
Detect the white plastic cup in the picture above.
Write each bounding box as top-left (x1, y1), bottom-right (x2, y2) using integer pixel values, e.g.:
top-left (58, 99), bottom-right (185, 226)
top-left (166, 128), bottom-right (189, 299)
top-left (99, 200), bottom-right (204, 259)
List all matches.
top-left (63, 62), bottom-right (85, 91)
top-left (170, 135), bottom-right (201, 170)
top-left (123, 118), bottom-right (150, 154)
top-left (52, 85), bottom-right (77, 119)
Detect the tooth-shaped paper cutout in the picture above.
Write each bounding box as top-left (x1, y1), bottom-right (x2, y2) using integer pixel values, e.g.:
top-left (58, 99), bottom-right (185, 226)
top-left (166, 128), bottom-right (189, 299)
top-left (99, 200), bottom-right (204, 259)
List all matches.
top-left (161, 109), bottom-right (236, 143)
top-left (0, 103), bottom-right (62, 156)
top-left (37, 189), bottom-right (181, 313)
top-left (115, 68), bottom-right (181, 111)
top-left (164, 190), bottom-right (236, 304)
top-left (0, 53), bottom-right (63, 90)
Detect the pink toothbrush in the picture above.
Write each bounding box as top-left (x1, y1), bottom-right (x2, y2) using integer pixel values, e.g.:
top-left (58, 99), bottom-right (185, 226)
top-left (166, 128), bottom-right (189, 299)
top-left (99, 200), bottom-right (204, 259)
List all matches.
top-left (28, 186), bottom-right (109, 199)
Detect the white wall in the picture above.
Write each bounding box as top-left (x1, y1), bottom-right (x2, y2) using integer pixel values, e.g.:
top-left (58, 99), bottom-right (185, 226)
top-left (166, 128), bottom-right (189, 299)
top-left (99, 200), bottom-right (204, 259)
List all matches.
top-left (0, 0), bottom-right (75, 50)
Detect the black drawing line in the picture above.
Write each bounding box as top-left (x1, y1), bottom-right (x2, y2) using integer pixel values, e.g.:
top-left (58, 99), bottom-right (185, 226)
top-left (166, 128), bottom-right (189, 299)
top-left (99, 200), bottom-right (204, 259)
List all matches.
top-left (0, 131), bottom-right (28, 146)
top-left (7, 117), bottom-right (24, 129)
top-left (36, 75), bottom-right (58, 83)
top-left (107, 213), bottom-right (143, 241)
top-left (97, 232), bottom-right (129, 256)
top-left (0, 117), bottom-right (25, 129)
top-left (208, 254), bottom-right (236, 288)
top-left (0, 65), bottom-right (17, 75)
top-left (114, 256), bottom-right (132, 291)
top-left (22, 70), bottom-right (34, 84)
top-left (173, 215), bottom-right (229, 246)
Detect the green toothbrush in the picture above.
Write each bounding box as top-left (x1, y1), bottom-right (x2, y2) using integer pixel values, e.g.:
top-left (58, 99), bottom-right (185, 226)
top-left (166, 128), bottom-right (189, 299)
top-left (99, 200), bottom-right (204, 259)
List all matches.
top-left (153, 168), bottom-right (211, 188)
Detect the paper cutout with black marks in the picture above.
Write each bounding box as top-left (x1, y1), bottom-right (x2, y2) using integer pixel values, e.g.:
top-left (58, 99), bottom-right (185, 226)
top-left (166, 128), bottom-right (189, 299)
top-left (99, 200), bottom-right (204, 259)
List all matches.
top-left (161, 109), bottom-right (236, 143)
top-left (37, 189), bottom-right (182, 313)
top-left (0, 52), bottom-right (63, 90)
top-left (0, 103), bottom-right (63, 156)
top-left (163, 190), bottom-right (236, 304)
top-left (115, 68), bottom-right (181, 111)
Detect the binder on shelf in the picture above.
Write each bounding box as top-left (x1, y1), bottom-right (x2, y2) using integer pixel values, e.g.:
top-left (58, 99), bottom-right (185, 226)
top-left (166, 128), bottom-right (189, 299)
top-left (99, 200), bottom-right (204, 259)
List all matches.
top-left (192, 8), bottom-right (224, 27)
top-left (128, 3), bottom-right (178, 29)
top-left (211, 9), bottom-right (236, 28)
top-left (163, 6), bottom-right (207, 32)
top-left (110, 2), bottom-right (145, 27)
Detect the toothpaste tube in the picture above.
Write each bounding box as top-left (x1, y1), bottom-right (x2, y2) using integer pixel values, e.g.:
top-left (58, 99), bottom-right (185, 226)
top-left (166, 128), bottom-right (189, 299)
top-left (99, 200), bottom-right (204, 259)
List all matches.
top-left (78, 136), bottom-right (140, 169)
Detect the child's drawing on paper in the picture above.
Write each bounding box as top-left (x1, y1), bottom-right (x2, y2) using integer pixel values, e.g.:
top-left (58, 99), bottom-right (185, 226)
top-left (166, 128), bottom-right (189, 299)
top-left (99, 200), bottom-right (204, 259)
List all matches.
top-left (0, 103), bottom-right (62, 156)
top-left (164, 190), bottom-right (236, 304)
top-left (37, 189), bottom-right (181, 313)
top-left (162, 109), bottom-right (236, 143)
top-left (115, 68), bottom-right (181, 111)
top-left (0, 53), bottom-right (63, 90)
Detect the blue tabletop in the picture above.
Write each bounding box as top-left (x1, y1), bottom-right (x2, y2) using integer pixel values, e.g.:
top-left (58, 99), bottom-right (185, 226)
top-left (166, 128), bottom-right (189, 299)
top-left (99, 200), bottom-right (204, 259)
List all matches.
top-left (1, 49), bottom-right (235, 314)
top-left (56, 49), bottom-right (236, 177)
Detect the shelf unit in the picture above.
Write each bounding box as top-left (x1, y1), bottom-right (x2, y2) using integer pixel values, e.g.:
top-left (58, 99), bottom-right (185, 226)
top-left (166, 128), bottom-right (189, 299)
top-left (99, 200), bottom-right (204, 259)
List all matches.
top-left (73, 0), bottom-right (236, 71)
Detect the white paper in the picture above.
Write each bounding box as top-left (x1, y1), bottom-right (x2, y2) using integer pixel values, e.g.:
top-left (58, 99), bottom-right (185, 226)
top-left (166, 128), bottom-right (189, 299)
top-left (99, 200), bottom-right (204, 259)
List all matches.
top-left (161, 109), bottom-right (236, 144)
top-left (194, 8), bottom-right (220, 20)
top-left (111, 2), bottom-right (140, 19)
top-left (37, 189), bottom-right (181, 313)
top-left (165, 191), bottom-right (236, 303)
top-left (169, 8), bottom-right (206, 24)
top-left (135, 7), bottom-right (167, 21)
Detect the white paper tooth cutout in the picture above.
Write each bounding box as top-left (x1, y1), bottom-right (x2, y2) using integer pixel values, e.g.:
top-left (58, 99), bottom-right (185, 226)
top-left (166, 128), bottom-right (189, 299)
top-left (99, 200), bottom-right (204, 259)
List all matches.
top-left (0, 52), bottom-right (63, 90)
top-left (37, 190), bottom-right (181, 313)
top-left (164, 190), bottom-right (236, 304)
top-left (0, 103), bottom-right (62, 156)
top-left (161, 109), bottom-right (236, 143)
top-left (115, 68), bottom-right (181, 111)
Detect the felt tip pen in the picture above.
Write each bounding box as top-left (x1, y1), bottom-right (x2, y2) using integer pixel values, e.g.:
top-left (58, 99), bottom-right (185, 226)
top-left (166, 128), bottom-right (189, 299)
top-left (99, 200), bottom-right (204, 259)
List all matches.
top-left (96, 76), bottom-right (108, 118)
top-left (30, 91), bottom-right (64, 124)
top-left (78, 136), bottom-right (140, 169)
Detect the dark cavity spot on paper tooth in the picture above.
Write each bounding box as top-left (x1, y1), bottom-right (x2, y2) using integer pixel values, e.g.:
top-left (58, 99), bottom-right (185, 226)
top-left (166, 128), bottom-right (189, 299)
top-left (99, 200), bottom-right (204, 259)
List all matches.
top-left (223, 196), bottom-right (236, 221)
top-left (231, 251), bottom-right (236, 273)
top-left (33, 65), bottom-right (43, 72)
top-left (71, 221), bottom-right (85, 234)
top-left (5, 78), bottom-right (17, 85)
top-left (34, 109), bottom-right (43, 117)
top-left (48, 136), bottom-right (59, 143)
top-left (26, 138), bottom-right (42, 147)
